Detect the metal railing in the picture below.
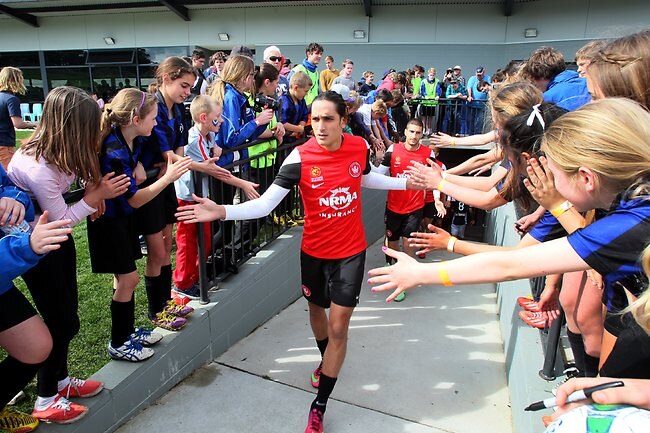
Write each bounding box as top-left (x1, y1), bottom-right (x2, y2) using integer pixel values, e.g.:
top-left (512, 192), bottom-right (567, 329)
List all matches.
top-left (408, 98), bottom-right (490, 136)
top-left (193, 137), bottom-right (307, 303)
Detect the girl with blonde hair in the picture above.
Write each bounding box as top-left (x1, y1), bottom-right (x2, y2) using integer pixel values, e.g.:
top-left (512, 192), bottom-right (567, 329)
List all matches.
top-left (89, 88), bottom-right (192, 362)
top-left (370, 99), bottom-right (650, 382)
top-left (0, 67), bottom-right (37, 169)
top-left (8, 86), bottom-right (131, 423)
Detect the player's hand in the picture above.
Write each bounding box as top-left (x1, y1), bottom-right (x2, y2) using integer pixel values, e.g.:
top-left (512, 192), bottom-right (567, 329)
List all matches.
top-left (0, 197), bottom-right (26, 227)
top-left (175, 194), bottom-right (225, 223)
top-left (524, 156), bottom-right (566, 210)
top-left (368, 247), bottom-right (421, 302)
top-left (29, 211), bottom-right (73, 254)
top-left (408, 224), bottom-right (450, 256)
top-left (515, 211), bottom-right (542, 234)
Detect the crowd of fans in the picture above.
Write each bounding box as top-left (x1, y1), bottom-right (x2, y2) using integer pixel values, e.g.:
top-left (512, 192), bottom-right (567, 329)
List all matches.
top-left (0, 28), bottom-right (649, 433)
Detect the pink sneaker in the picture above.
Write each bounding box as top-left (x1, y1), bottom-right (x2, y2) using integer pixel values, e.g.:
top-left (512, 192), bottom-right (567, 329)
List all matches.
top-left (304, 407), bottom-right (324, 433)
top-left (58, 377), bottom-right (104, 398)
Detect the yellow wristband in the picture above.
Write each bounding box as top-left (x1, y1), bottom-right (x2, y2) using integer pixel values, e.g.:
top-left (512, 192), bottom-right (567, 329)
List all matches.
top-left (438, 263), bottom-right (453, 287)
top-left (450, 138), bottom-right (456, 147)
top-left (436, 179), bottom-right (447, 192)
top-left (550, 200), bottom-right (573, 218)
top-left (447, 236), bottom-right (457, 253)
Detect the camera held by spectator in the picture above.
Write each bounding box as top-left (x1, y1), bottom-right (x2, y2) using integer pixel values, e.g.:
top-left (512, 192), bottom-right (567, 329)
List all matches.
top-left (253, 93), bottom-right (280, 112)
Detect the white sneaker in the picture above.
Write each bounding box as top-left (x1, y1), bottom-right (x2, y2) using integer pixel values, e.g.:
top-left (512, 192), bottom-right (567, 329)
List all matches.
top-left (130, 327), bottom-right (163, 347)
top-left (108, 338), bottom-right (154, 362)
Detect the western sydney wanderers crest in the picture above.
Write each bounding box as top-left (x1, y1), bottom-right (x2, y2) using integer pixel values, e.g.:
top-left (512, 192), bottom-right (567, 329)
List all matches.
top-left (348, 161), bottom-right (361, 178)
top-left (311, 166), bottom-right (321, 177)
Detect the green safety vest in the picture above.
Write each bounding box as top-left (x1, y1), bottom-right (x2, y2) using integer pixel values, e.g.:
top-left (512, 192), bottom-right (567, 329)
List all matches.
top-left (293, 64), bottom-right (319, 106)
top-left (421, 78), bottom-right (440, 106)
top-left (247, 93), bottom-right (278, 169)
top-left (411, 77), bottom-right (422, 97)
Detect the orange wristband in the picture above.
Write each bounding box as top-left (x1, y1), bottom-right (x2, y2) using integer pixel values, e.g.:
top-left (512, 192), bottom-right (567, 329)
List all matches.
top-left (438, 263), bottom-right (453, 287)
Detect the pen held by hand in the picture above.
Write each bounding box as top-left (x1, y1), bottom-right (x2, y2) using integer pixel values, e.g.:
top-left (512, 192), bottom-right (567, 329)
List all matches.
top-left (524, 381), bottom-right (624, 412)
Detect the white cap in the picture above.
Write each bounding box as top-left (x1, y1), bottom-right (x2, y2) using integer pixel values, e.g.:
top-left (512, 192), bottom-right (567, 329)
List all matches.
top-left (331, 83), bottom-right (354, 101)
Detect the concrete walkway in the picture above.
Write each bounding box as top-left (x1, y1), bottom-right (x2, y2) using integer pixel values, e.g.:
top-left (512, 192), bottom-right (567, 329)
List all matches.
top-left (115, 239), bottom-right (513, 433)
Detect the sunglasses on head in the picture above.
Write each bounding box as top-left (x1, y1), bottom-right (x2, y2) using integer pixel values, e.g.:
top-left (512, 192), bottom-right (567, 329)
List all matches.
top-left (268, 56), bottom-right (282, 62)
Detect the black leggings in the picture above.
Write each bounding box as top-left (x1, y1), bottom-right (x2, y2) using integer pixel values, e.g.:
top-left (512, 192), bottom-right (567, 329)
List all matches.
top-left (22, 235), bottom-right (80, 397)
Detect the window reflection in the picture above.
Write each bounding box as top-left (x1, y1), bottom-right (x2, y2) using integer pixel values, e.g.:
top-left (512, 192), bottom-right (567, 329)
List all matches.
top-left (92, 66), bottom-right (137, 101)
top-left (47, 67), bottom-right (91, 92)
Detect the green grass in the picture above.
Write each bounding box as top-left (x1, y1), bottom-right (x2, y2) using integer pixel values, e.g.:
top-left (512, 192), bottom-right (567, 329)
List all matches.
top-left (8, 221), bottom-right (158, 413)
top-left (4, 135), bottom-right (168, 413)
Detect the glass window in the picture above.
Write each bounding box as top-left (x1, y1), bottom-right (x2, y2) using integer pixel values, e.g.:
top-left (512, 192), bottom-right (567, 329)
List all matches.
top-left (46, 67), bottom-right (91, 92)
top-left (91, 66), bottom-right (137, 101)
top-left (0, 52), bottom-right (40, 68)
top-left (21, 68), bottom-right (44, 102)
top-left (44, 50), bottom-right (87, 67)
top-left (137, 47), bottom-right (189, 65)
top-left (87, 50), bottom-right (135, 65)
top-left (138, 65), bottom-right (157, 92)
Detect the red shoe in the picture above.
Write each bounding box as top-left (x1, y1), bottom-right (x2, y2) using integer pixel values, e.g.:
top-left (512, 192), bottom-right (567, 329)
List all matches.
top-left (311, 363), bottom-right (322, 388)
top-left (58, 377), bottom-right (104, 398)
top-left (304, 407), bottom-right (324, 433)
top-left (518, 310), bottom-right (548, 329)
top-left (32, 396), bottom-right (88, 424)
top-left (517, 296), bottom-right (541, 312)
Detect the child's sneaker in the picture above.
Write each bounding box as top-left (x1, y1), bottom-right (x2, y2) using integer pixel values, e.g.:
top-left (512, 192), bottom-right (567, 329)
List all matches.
top-left (58, 377), bottom-right (103, 398)
top-left (130, 327), bottom-right (163, 346)
top-left (0, 407), bottom-right (39, 432)
top-left (151, 311), bottom-right (187, 331)
top-left (162, 299), bottom-right (193, 317)
top-left (172, 284), bottom-right (200, 300)
top-left (108, 338), bottom-right (154, 362)
top-left (31, 396), bottom-right (87, 424)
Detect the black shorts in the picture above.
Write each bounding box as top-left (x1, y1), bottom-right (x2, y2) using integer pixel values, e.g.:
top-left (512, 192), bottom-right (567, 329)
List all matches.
top-left (600, 312), bottom-right (650, 379)
top-left (0, 286), bottom-right (38, 332)
top-left (135, 183), bottom-right (178, 235)
top-left (385, 208), bottom-right (423, 241)
top-left (88, 214), bottom-right (142, 274)
top-left (300, 249), bottom-right (366, 308)
top-left (422, 201), bottom-right (436, 219)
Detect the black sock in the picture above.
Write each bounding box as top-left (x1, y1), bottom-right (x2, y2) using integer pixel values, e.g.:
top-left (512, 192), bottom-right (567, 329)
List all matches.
top-left (0, 356), bottom-right (41, 408)
top-left (111, 299), bottom-right (133, 348)
top-left (584, 353), bottom-right (600, 378)
top-left (566, 330), bottom-right (587, 377)
top-left (145, 275), bottom-right (159, 320)
top-left (160, 264), bottom-right (173, 308)
top-left (313, 373), bottom-right (337, 410)
top-left (316, 338), bottom-right (329, 358)
top-left (385, 255), bottom-right (394, 265)
top-left (127, 293), bottom-right (136, 336)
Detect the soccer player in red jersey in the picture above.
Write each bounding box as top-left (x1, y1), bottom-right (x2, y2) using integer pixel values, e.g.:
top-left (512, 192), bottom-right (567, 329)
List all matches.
top-left (375, 118), bottom-right (444, 301)
top-left (176, 91), bottom-right (422, 433)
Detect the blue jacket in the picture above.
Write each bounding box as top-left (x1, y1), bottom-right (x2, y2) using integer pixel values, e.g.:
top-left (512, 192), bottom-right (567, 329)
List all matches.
top-left (217, 83), bottom-right (266, 167)
top-left (0, 164), bottom-right (38, 294)
top-left (544, 70), bottom-right (591, 112)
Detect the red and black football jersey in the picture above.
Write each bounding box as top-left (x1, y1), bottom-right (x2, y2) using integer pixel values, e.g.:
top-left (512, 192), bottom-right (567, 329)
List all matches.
top-left (274, 134), bottom-right (372, 259)
top-left (381, 143), bottom-right (434, 213)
